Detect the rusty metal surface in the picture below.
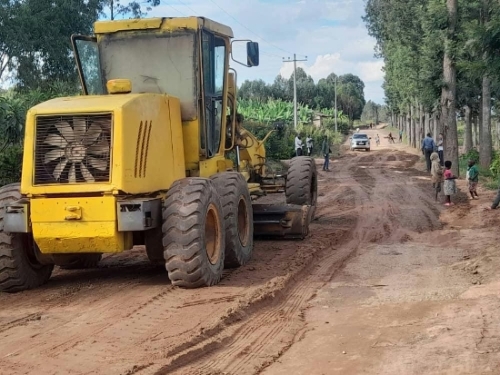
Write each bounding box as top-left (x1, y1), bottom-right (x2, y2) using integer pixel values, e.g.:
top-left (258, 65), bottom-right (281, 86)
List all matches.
top-left (252, 204), bottom-right (311, 240)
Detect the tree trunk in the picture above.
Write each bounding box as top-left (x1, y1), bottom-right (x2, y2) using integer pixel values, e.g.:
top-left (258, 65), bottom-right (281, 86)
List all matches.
top-left (411, 105), bottom-right (417, 148)
top-left (419, 103), bottom-right (425, 140)
top-left (433, 112), bottom-right (438, 141)
top-left (480, 76), bottom-right (492, 168)
top-left (440, 0), bottom-right (459, 176)
top-left (496, 121), bottom-right (500, 149)
top-left (463, 105), bottom-right (473, 154)
top-left (479, 107), bottom-right (483, 152)
top-left (473, 115), bottom-right (478, 148)
top-left (406, 109), bottom-right (411, 145)
top-left (425, 112), bottom-right (431, 137)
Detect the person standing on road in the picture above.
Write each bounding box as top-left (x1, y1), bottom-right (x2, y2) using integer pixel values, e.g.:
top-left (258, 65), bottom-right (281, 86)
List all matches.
top-left (421, 133), bottom-right (436, 173)
top-left (430, 152), bottom-right (443, 201)
top-left (437, 133), bottom-right (444, 166)
top-left (375, 134), bottom-right (380, 146)
top-left (399, 130), bottom-right (403, 143)
top-left (295, 134), bottom-right (303, 157)
top-left (486, 185), bottom-right (500, 210)
top-left (321, 135), bottom-right (331, 171)
top-left (466, 159), bottom-right (479, 200)
top-left (443, 160), bottom-right (457, 206)
top-left (306, 135), bottom-right (313, 156)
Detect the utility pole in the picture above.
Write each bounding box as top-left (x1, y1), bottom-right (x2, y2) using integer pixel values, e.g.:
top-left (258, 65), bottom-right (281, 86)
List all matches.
top-left (110, 0), bottom-right (114, 20)
top-left (334, 76), bottom-right (338, 133)
top-left (283, 54), bottom-right (308, 129)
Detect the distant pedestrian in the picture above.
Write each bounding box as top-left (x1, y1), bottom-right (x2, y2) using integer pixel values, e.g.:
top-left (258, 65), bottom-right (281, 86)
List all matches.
top-left (437, 133), bottom-right (444, 166)
top-left (375, 134), bottom-right (380, 146)
top-left (388, 132), bottom-right (395, 143)
top-left (443, 160), bottom-right (457, 206)
top-left (306, 135), bottom-right (313, 156)
top-left (466, 159), bottom-right (479, 200)
top-left (295, 134), bottom-right (303, 157)
top-left (430, 152), bottom-right (443, 201)
top-left (421, 133), bottom-right (436, 173)
top-left (399, 130), bottom-right (403, 143)
top-left (321, 135), bottom-right (331, 171)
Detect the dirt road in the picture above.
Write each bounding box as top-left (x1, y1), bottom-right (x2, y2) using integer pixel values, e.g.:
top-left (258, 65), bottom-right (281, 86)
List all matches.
top-left (1, 128), bottom-right (499, 375)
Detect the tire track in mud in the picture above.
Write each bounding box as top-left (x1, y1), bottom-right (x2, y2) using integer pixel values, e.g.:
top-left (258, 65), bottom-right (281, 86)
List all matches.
top-left (148, 150), bottom-right (443, 375)
top-left (0, 147), bottom-right (444, 375)
top-left (144, 160), bottom-right (383, 374)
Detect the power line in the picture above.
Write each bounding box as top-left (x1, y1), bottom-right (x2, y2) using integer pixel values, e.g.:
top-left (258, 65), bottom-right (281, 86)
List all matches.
top-left (206, 0), bottom-right (306, 58)
top-left (159, 0), bottom-right (188, 16)
top-left (174, 0), bottom-right (198, 16)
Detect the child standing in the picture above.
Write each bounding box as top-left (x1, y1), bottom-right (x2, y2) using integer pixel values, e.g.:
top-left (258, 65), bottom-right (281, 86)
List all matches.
top-left (443, 160), bottom-right (457, 206)
top-left (466, 159), bottom-right (479, 199)
top-left (375, 134), bottom-right (380, 146)
top-left (430, 152), bottom-right (443, 201)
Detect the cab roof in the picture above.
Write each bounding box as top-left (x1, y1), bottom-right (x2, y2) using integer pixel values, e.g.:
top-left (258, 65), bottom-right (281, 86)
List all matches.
top-left (94, 16), bottom-right (234, 38)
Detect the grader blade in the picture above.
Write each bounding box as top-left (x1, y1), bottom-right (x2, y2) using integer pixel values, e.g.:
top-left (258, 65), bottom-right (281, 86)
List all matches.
top-left (252, 204), bottom-right (312, 240)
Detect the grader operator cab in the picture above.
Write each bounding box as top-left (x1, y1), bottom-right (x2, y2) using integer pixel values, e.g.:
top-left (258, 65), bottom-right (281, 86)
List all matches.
top-left (0, 17), bottom-right (317, 293)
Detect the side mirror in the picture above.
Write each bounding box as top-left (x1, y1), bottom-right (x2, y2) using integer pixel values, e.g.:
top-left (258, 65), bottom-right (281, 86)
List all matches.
top-left (247, 42), bottom-right (259, 67)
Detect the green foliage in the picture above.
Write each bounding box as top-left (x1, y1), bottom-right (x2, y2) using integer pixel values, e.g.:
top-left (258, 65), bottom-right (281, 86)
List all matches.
top-left (238, 69), bottom-right (366, 123)
top-left (0, 82), bottom-right (78, 185)
top-left (489, 151), bottom-right (500, 179)
top-left (0, 145), bottom-right (22, 186)
top-left (238, 98), bottom-right (349, 128)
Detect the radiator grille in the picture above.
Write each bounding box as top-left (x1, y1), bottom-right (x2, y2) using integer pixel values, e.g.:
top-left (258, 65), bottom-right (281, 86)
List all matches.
top-left (34, 114), bottom-right (112, 184)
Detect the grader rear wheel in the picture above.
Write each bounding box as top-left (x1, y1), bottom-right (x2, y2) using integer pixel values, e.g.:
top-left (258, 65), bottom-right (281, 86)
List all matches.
top-left (0, 183), bottom-right (53, 293)
top-left (163, 178), bottom-right (225, 288)
top-left (211, 172), bottom-right (254, 268)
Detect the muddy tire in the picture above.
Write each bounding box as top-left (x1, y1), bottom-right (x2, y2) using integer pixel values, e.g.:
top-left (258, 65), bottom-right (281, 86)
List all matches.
top-left (57, 254), bottom-right (102, 270)
top-left (0, 183), bottom-right (53, 293)
top-left (285, 156), bottom-right (318, 208)
top-left (163, 178), bottom-right (225, 288)
top-left (211, 172), bottom-right (253, 268)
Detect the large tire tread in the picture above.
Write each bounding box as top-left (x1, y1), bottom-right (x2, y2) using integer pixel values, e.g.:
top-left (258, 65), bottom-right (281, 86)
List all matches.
top-left (0, 183), bottom-right (53, 293)
top-left (285, 156), bottom-right (318, 206)
top-left (211, 172), bottom-right (253, 268)
top-left (163, 178), bottom-right (225, 288)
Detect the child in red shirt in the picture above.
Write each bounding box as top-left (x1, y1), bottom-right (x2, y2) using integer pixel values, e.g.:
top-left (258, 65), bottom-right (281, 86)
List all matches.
top-left (443, 160), bottom-right (457, 206)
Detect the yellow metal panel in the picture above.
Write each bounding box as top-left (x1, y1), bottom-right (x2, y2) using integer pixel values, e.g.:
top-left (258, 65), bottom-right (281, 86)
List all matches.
top-left (31, 197), bottom-right (131, 253)
top-left (95, 18), bottom-right (163, 34)
top-left (107, 79), bottom-right (132, 94)
top-left (182, 119), bottom-right (200, 171)
top-left (199, 156), bottom-right (223, 178)
top-left (21, 93), bottom-right (186, 196)
top-left (94, 17), bottom-right (234, 38)
top-left (115, 95), bottom-right (186, 194)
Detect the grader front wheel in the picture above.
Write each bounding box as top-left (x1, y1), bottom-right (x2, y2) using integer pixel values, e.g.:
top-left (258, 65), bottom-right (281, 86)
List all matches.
top-left (0, 183), bottom-right (53, 293)
top-left (163, 178), bottom-right (225, 288)
top-left (211, 172), bottom-right (254, 268)
top-left (285, 156), bottom-right (318, 209)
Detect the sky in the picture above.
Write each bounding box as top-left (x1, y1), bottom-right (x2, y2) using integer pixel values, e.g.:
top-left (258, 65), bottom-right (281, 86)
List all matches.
top-left (147, 0), bottom-right (386, 104)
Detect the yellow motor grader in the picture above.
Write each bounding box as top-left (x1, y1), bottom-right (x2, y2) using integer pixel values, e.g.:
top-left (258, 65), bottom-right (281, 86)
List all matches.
top-left (0, 17), bottom-right (317, 292)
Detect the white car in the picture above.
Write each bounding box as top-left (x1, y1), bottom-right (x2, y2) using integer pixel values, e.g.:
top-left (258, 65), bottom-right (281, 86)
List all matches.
top-left (350, 133), bottom-right (371, 151)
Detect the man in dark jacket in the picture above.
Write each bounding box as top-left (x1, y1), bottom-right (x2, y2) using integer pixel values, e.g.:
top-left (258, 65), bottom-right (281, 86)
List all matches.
top-left (421, 133), bottom-right (436, 173)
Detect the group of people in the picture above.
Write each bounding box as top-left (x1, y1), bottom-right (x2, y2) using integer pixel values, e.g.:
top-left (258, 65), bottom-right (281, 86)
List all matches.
top-left (425, 132), bottom-right (471, 206)
top-left (294, 134), bottom-right (331, 171)
top-left (294, 134), bottom-right (314, 157)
